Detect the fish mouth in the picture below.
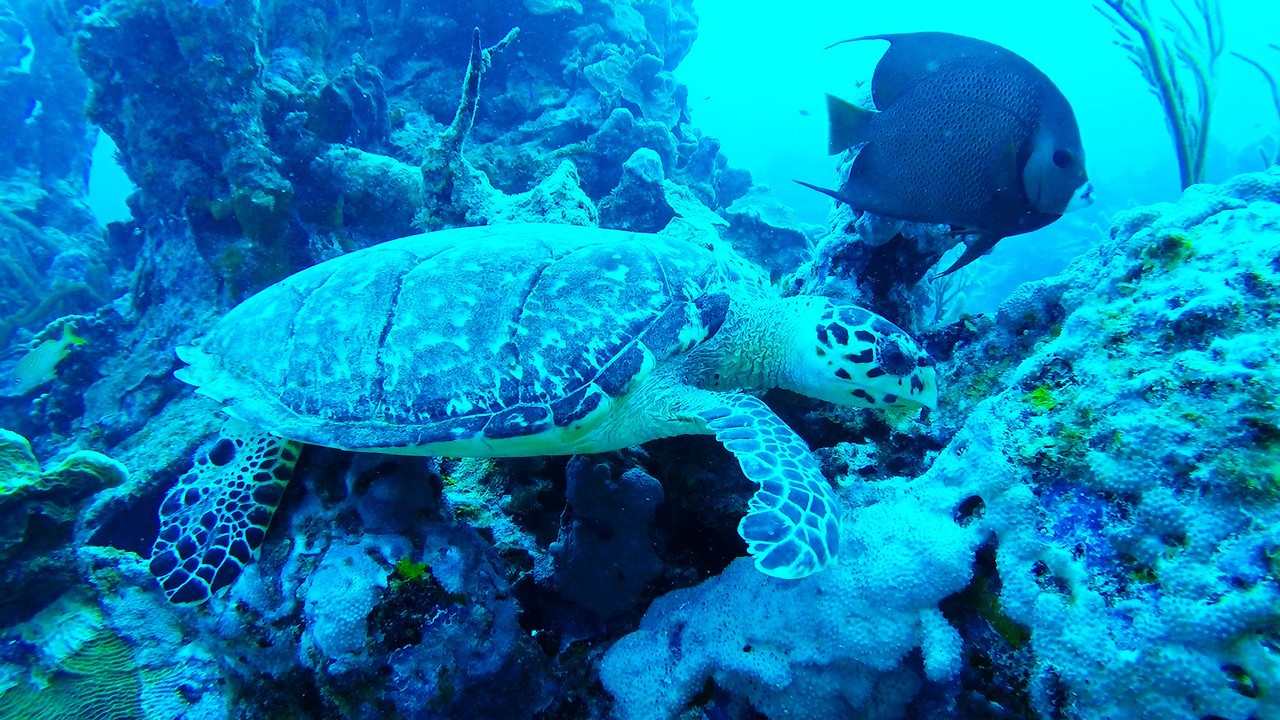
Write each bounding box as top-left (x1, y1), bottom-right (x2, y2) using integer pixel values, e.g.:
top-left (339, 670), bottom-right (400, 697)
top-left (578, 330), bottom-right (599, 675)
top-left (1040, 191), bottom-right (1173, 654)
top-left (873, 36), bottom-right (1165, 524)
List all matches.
top-left (1066, 181), bottom-right (1095, 212)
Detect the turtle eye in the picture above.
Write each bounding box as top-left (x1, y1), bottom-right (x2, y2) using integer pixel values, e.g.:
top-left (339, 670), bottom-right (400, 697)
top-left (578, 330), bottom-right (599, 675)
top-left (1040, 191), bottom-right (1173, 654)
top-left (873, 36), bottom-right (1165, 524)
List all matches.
top-left (1052, 149), bottom-right (1074, 169)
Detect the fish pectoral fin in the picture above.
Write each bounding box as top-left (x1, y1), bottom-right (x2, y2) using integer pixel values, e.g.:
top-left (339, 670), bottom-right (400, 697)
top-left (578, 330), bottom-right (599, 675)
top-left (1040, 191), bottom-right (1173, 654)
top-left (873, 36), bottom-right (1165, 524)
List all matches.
top-left (826, 94), bottom-right (873, 155)
top-left (935, 235), bottom-right (1001, 277)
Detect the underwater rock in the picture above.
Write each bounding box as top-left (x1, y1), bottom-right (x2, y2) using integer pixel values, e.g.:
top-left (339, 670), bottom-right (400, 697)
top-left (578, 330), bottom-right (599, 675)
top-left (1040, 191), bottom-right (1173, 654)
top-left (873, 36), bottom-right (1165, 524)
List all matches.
top-left (597, 146), bottom-right (729, 236)
top-left (378, 527), bottom-right (553, 720)
top-left (943, 170), bottom-right (1280, 718)
top-left (948, 166), bottom-right (1280, 720)
top-left (307, 56), bottom-right (390, 150)
top-left (0, 0), bottom-right (93, 188)
top-left (143, 449), bottom-right (557, 717)
top-left (605, 0), bottom-right (698, 69)
top-left (490, 159), bottom-right (599, 226)
top-left (660, 178), bottom-right (727, 235)
top-left (722, 186), bottom-right (814, 279)
top-left (598, 147), bottom-right (673, 232)
top-left (65, 0), bottom-right (714, 291)
top-left (670, 132), bottom-right (750, 210)
top-left (524, 0), bottom-right (583, 14)
top-left (311, 145), bottom-right (422, 239)
top-left (44, 447), bottom-right (557, 718)
top-left (575, 107), bottom-right (679, 198)
top-left (582, 45), bottom-right (685, 129)
top-left (75, 0), bottom-right (290, 248)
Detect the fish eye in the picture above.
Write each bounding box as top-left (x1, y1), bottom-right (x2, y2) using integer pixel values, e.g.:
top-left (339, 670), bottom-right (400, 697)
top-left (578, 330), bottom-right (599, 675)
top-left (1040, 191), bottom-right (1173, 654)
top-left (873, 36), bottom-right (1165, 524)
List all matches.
top-left (1052, 149), bottom-right (1074, 168)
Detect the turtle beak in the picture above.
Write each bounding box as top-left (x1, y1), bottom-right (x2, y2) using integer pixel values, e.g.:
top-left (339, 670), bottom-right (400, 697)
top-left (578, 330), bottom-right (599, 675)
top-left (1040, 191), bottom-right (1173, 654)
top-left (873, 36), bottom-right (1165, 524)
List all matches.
top-left (912, 364), bottom-right (939, 411)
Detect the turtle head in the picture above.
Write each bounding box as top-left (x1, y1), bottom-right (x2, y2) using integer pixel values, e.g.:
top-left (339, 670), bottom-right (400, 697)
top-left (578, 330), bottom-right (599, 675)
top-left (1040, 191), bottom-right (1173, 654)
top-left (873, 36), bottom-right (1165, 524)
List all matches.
top-left (783, 300), bottom-right (937, 411)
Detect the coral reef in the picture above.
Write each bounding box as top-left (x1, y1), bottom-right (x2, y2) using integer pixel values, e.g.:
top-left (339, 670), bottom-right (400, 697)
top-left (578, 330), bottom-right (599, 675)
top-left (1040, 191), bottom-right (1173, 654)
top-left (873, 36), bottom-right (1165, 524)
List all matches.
top-left (0, 428), bottom-right (126, 626)
top-left (551, 456), bottom-right (664, 622)
top-left (3, 0), bottom-right (1278, 716)
top-left (602, 479), bottom-right (979, 719)
top-left (722, 187), bottom-right (815, 279)
top-left (63, 0), bottom-right (721, 300)
top-left (600, 167), bottom-right (1280, 719)
top-left (0, 0), bottom-right (110, 346)
top-left (965, 167), bottom-right (1280, 720)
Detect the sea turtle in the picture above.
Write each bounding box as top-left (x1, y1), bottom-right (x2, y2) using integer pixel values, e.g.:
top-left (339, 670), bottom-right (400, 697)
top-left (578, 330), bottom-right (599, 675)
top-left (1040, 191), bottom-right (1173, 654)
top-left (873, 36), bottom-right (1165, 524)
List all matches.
top-left (150, 223), bottom-right (937, 604)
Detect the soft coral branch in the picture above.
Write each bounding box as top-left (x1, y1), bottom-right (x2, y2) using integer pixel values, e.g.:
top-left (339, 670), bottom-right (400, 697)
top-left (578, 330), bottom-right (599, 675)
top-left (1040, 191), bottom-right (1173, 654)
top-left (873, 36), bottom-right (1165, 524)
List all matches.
top-left (1095, 0), bottom-right (1224, 188)
top-left (1230, 45), bottom-right (1280, 167)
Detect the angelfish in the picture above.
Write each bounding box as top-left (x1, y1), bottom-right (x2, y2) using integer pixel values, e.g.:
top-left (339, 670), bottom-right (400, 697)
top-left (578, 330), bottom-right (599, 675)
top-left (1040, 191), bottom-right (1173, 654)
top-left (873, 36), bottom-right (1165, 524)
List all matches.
top-left (798, 32), bottom-right (1094, 275)
top-left (8, 325), bottom-right (87, 395)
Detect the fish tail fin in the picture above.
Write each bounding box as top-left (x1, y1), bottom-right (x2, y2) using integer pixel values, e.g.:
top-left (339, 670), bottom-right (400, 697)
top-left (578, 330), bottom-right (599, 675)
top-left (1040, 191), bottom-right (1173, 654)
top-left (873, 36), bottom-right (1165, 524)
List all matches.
top-left (826, 94), bottom-right (873, 155)
top-left (61, 325), bottom-right (87, 346)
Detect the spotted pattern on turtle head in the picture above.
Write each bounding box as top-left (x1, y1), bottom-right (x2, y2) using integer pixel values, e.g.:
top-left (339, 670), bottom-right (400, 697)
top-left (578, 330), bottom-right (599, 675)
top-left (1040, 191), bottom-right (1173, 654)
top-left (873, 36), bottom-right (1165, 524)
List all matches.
top-left (814, 305), bottom-right (936, 407)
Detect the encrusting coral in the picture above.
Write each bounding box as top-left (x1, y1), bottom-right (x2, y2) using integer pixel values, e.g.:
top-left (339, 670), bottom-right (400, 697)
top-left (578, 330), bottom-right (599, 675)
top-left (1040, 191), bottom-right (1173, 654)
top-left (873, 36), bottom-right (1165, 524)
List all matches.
top-left (0, 428), bottom-right (126, 625)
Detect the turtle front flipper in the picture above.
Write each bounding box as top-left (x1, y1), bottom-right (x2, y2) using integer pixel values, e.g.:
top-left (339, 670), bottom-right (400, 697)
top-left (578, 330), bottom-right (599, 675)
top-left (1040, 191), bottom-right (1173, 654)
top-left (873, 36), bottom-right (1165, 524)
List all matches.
top-left (149, 418), bottom-right (300, 604)
top-left (698, 394), bottom-right (840, 579)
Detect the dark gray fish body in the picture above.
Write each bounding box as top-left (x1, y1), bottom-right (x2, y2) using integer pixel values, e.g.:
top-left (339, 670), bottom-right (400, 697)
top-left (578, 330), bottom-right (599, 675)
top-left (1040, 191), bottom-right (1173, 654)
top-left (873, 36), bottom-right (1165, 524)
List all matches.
top-left (800, 32), bottom-right (1092, 275)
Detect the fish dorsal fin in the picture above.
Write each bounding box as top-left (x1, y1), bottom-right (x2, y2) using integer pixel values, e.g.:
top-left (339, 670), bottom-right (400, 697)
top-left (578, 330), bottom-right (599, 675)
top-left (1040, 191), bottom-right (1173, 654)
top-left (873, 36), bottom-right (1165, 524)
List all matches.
top-left (827, 32), bottom-right (1014, 110)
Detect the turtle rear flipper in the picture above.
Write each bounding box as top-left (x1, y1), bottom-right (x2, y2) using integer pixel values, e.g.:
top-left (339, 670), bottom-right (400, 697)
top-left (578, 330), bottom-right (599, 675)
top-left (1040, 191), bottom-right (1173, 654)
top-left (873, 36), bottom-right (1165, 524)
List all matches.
top-left (149, 419), bottom-right (300, 604)
top-left (699, 395), bottom-right (840, 579)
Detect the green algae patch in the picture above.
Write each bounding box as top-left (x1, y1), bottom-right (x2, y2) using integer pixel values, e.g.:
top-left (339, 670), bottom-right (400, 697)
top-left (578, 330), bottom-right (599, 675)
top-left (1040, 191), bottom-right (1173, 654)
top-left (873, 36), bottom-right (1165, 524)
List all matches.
top-left (232, 184), bottom-right (293, 247)
top-left (1140, 229), bottom-right (1196, 272)
top-left (393, 557), bottom-right (430, 582)
top-left (1025, 385), bottom-right (1058, 413)
top-left (0, 429), bottom-right (40, 497)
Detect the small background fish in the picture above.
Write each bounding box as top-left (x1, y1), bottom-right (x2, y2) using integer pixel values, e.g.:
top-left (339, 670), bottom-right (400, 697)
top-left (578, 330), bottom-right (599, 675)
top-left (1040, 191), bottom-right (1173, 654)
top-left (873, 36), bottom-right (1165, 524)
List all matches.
top-left (7, 325), bottom-right (86, 396)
